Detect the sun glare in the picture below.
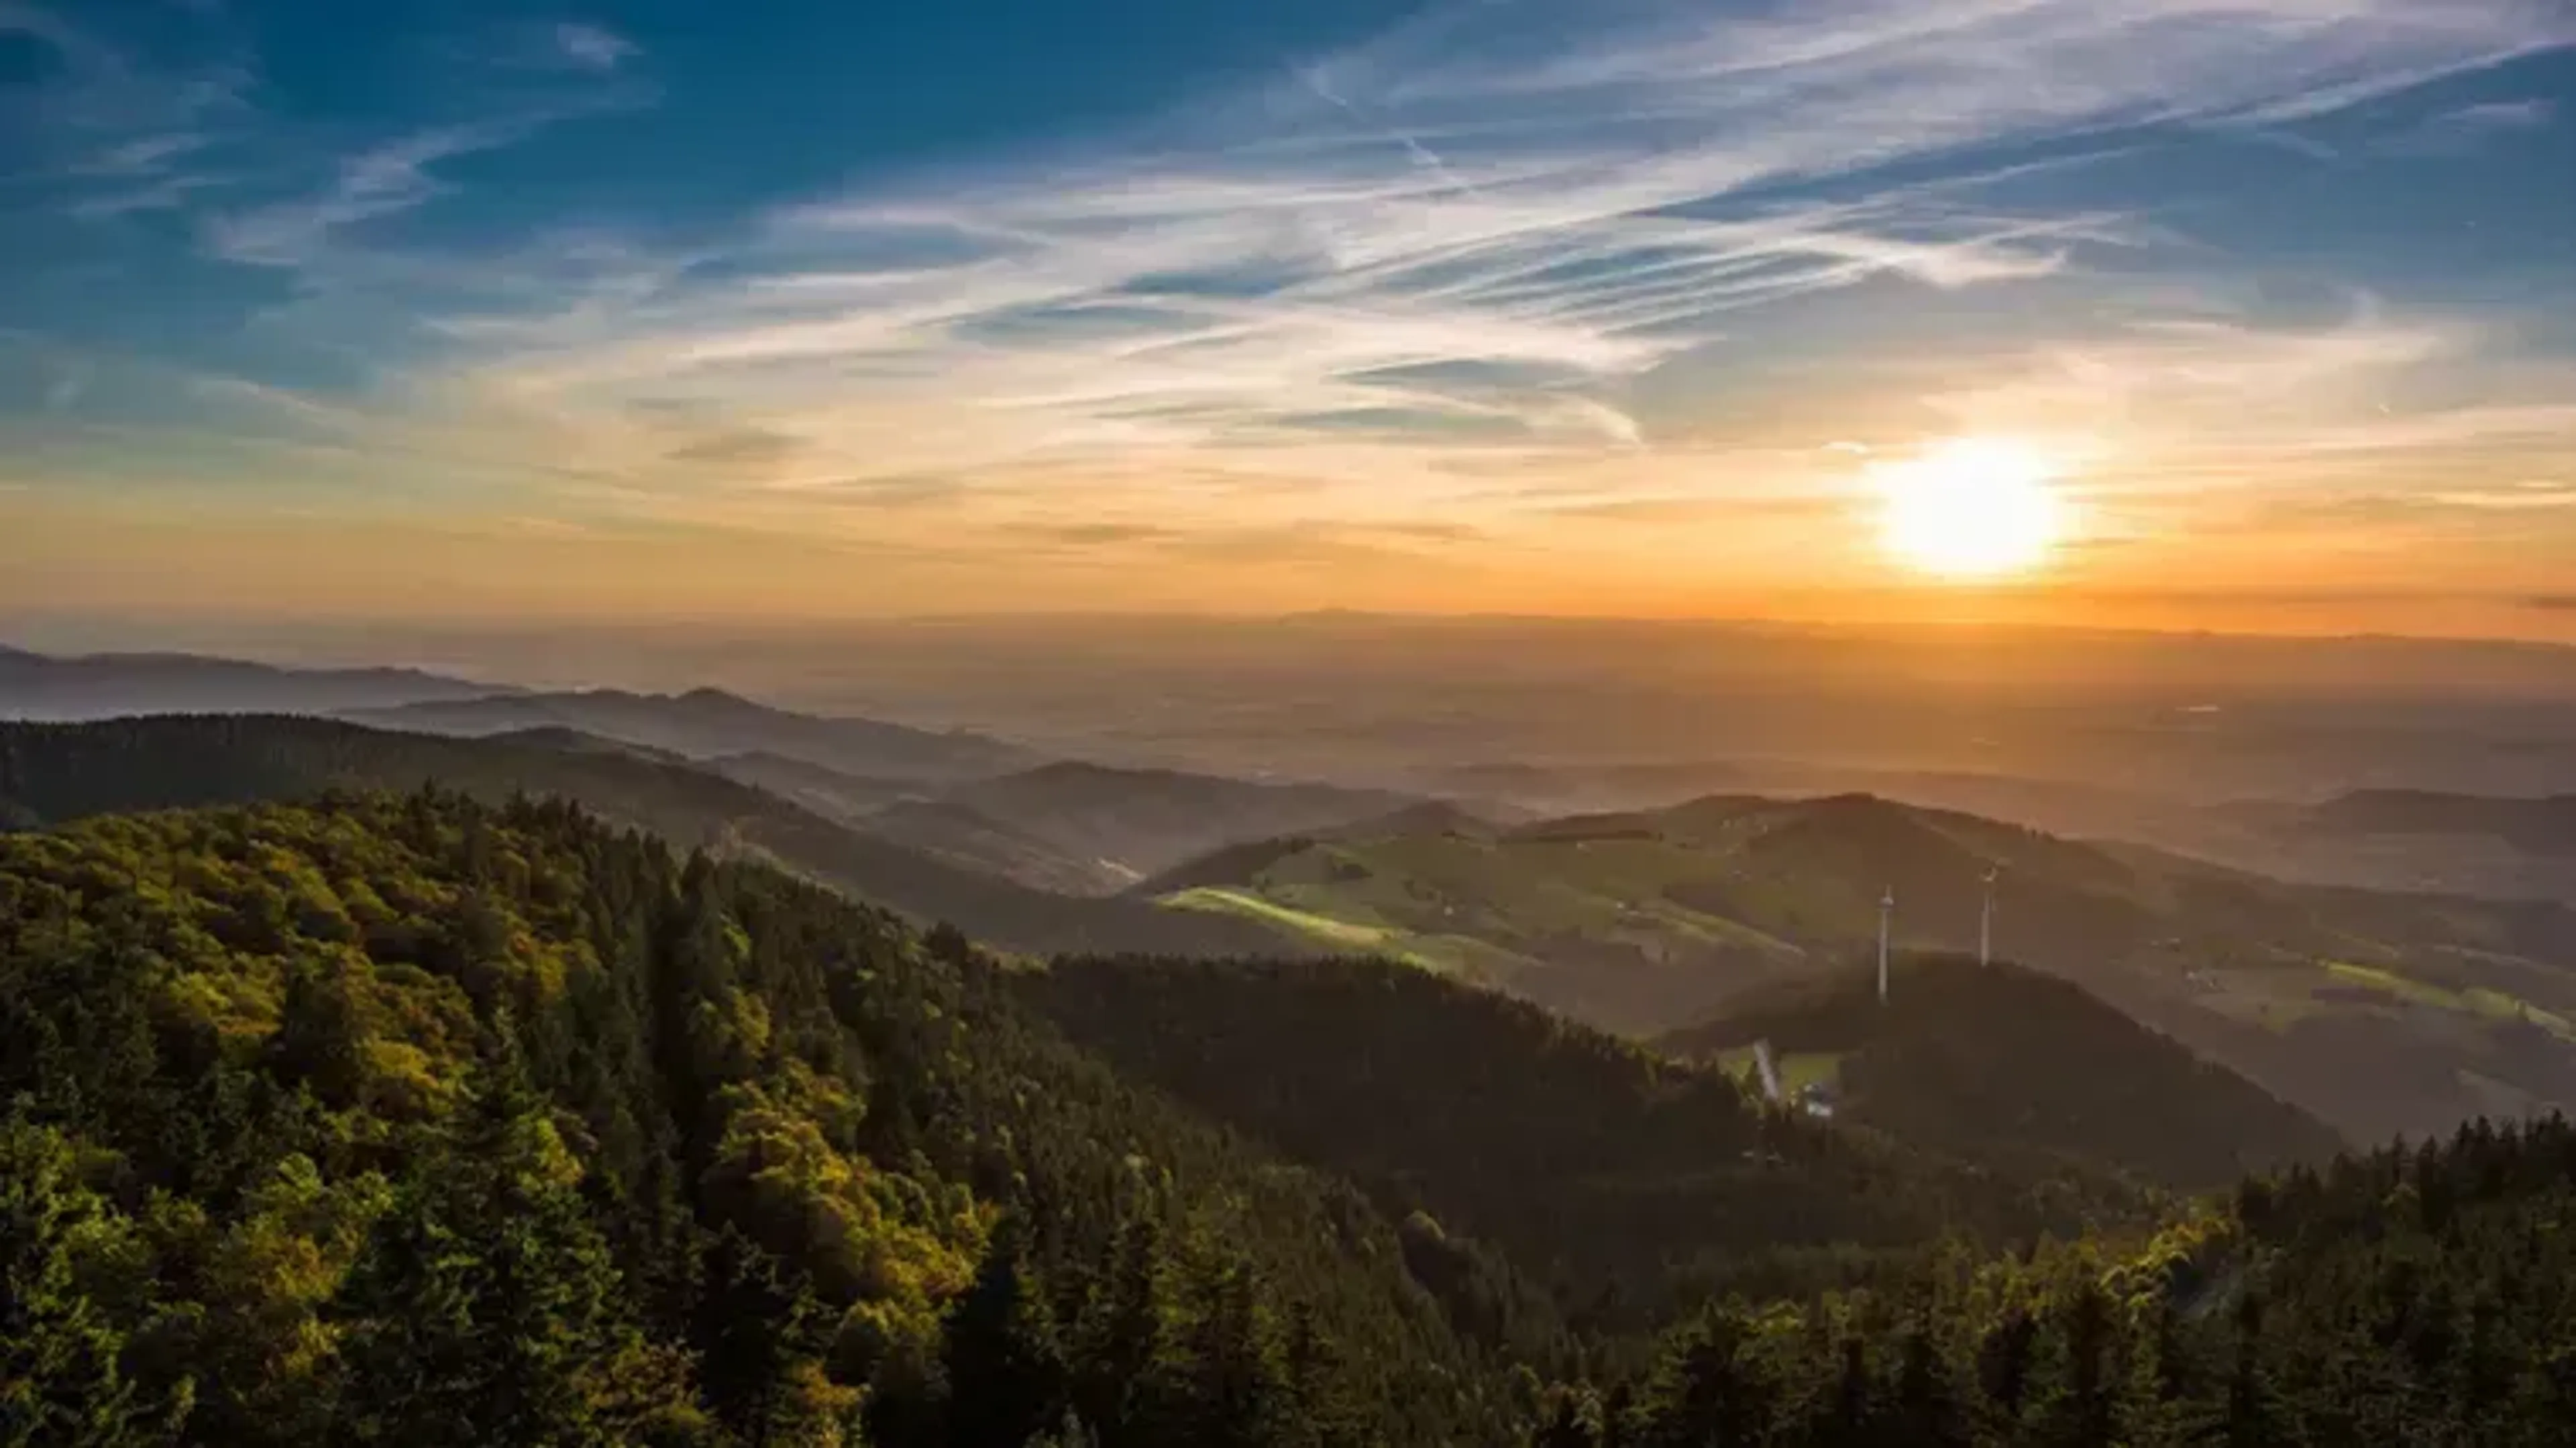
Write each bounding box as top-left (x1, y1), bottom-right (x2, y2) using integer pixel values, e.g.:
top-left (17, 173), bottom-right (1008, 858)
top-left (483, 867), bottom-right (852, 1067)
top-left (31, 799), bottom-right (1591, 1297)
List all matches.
top-left (1873, 437), bottom-right (2068, 580)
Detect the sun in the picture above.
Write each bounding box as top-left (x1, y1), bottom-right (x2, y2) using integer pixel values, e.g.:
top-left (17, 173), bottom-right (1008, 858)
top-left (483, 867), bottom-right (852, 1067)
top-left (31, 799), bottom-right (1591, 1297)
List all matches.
top-left (1872, 436), bottom-right (2068, 580)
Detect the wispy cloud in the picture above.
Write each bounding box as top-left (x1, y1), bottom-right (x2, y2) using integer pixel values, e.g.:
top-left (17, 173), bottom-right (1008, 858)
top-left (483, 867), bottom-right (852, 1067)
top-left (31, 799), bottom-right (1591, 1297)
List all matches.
top-left (2428, 483), bottom-right (2576, 511)
top-left (551, 22), bottom-right (635, 73)
top-left (2387, 97), bottom-right (2557, 152)
top-left (1, 1), bottom-right (250, 205)
top-left (200, 123), bottom-right (527, 266)
top-left (2435, 98), bottom-right (2555, 132)
top-left (9, 4), bottom-right (643, 270)
top-left (42, 360), bottom-right (90, 412)
top-left (76, 132), bottom-right (215, 176)
top-left (64, 171), bottom-right (230, 219)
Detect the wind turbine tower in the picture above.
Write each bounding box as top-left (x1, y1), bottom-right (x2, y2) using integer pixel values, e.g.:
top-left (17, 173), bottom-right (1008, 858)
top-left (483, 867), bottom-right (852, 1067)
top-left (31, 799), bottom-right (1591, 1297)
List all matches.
top-left (1877, 886), bottom-right (1895, 1006)
top-left (1979, 865), bottom-right (1998, 967)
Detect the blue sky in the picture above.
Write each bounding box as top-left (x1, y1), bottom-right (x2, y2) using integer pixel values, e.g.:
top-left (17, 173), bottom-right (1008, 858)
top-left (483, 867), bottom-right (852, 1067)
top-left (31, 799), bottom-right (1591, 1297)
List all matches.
top-left (3, 0), bottom-right (2573, 635)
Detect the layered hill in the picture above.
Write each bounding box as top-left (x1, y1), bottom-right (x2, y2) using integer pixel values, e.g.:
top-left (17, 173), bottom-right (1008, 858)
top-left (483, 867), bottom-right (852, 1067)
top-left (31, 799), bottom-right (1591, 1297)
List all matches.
top-left (0, 643), bottom-right (502, 719)
top-left (343, 686), bottom-right (1036, 783)
top-left (0, 715), bottom-right (1287, 961)
top-left (1139, 791), bottom-right (2576, 1143)
top-left (2292, 788), bottom-right (2576, 857)
top-left (1014, 954), bottom-right (2147, 1328)
top-left (346, 695), bottom-right (1426, 896)
top-left (0, 793), bottom-right (1534, 1445)
top-left (2194, 788), bottom-right (2576, 900)
top-left (1656, 955), bottom-right (2345, 1191)
top-left (866, 762), bottom-right (1420, 894)
top-left (706, 749), bottom-right (914, 822)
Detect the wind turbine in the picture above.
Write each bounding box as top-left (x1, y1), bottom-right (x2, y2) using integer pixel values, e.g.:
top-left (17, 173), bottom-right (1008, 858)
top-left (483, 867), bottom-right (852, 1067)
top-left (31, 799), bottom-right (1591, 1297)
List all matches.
top-left (1877, 886), bottom-right (1895, 1006)
top-left (1979, 864), bottom-right (1999, 967)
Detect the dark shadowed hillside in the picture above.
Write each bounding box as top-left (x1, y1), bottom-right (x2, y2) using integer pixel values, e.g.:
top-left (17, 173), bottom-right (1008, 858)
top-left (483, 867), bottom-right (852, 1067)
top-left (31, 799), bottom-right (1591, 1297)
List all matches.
top-left (1556, 1116), bottom-right (2576, 1447)
top-left (1012, 955), bottom-right (2148, 1328)
top-left (1656, 954), bottom-right (2346, 1191)
top-left (863, 796), bottom-right (1136, 895)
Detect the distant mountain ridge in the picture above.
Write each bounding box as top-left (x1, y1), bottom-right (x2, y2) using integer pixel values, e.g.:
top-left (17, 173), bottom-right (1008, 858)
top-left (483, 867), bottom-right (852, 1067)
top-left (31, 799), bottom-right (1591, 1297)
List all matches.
top-left (0, 715), bottom-right (1288, 962)
top-left (2295, 788), bottom-right (2576, 856)
top-left (342, 685), bottom-right (1039, 783)
top-left (0, 643), bottom-right (507, 719)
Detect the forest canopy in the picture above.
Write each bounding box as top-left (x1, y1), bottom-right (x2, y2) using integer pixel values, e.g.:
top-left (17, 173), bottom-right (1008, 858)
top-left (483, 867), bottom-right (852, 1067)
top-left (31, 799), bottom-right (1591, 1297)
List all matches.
top-left (0, 793), bottom-right (1514, 1445)
top-left (5, 785), bottom-right (2576, 1446)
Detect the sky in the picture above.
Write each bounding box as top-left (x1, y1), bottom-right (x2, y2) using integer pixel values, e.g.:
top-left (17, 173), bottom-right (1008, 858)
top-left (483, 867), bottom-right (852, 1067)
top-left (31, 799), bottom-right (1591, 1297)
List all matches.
top-left (3, 0), bottom-right (2574, 640)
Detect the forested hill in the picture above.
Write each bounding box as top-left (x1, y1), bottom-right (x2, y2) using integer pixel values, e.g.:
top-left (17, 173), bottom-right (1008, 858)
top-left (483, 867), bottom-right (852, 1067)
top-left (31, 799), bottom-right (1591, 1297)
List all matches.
top-left (1656, 955), bottom-right (2347, 1191)
top-left (0, 715), bottom-right (1287, 961)
top-left (1012, 955), bottom-right (2149, 1328)
top-left (1535, 1117), bottom-right (2576, 1445)
top-left (0, 793), bottom-right (1521, 1445)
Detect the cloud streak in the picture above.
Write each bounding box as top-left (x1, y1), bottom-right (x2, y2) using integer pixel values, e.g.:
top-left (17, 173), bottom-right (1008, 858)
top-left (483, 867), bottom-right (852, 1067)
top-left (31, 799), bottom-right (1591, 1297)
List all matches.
top-left (201, 125), bottom-right (529, 266)
top-left (551, 23), bottom-right (634, 73)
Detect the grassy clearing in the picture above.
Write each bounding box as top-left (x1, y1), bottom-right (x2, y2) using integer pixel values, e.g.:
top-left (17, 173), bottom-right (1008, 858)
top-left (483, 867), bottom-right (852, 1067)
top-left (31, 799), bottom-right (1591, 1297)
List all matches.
top-left (2325, 960), bottom-right (2461, 1011)
top-left (1157, 886), bottom-right (1481, 978)
top-left (1711, 1047), bottom-right (1847, 1097)
top-left (1780, 1052), bottom-right (1845, 1092)
top-left (1159, 886), bottom-right (1394, 948)
top-left (1400, 932), bottom-right (1546, 983)
top-left (2463, 988), bottom-right (2575, 1037)
top-left (2318, 962), bottom-right (2575, 1039)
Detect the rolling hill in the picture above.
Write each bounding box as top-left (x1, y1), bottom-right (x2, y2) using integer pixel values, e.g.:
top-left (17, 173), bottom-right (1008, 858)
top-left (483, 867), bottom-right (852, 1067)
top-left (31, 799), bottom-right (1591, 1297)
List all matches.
top-left (1656, 954), bottom-right (2345, 1191)
top-left (343, 686), bottom-right (1037, 782)
top-left (863, 762), bottom-right (1423, 894)
top-left (704, 748), bottom-right (916, 821)
top-left (350, 697), bottom-right (1432, 901)
top-left (2194, 788), bottom-right (2576, 900)
top-left (0, 643), bottom-right (505, 719)
top-left (0, 715), bottom-right (1289, 962)
top-left (1138, 790), bottom-right (2576, 1143)
top-left (2279, 788), bottom-right (2576, 856)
